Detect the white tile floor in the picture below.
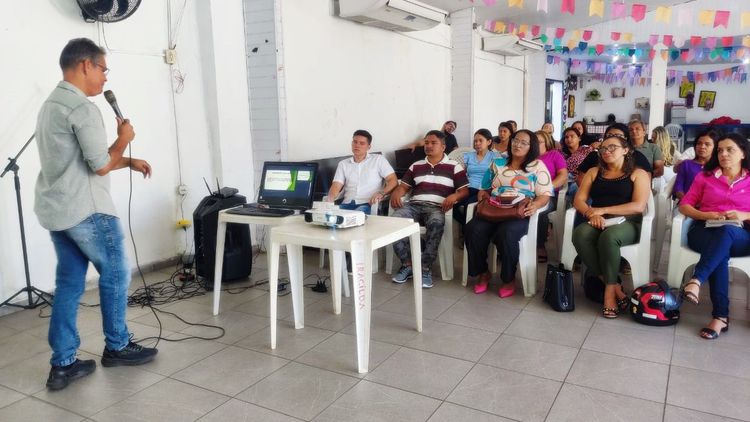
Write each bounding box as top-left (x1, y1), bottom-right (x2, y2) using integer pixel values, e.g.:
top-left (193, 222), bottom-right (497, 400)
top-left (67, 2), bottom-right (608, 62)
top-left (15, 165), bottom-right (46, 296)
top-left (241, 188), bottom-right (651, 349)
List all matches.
top-left (0, 241), bottom-right (749, 422)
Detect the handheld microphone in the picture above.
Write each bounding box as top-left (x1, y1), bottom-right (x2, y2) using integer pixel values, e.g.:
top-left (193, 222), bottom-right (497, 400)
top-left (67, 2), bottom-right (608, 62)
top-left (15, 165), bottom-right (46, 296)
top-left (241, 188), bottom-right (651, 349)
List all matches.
top-left (103, 90), bottom-right (124, 119)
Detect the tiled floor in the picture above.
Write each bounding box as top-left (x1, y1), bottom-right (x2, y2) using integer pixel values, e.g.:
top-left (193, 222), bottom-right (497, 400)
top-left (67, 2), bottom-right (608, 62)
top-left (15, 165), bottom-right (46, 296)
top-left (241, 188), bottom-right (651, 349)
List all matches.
top-left (0, 243), bottom-right (749, 422)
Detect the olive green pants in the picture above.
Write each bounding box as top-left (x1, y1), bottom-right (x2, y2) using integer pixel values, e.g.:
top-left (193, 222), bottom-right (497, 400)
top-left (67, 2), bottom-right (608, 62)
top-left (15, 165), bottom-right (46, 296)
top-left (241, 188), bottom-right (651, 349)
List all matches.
top-left (571, 216), bottom-right (641, 285)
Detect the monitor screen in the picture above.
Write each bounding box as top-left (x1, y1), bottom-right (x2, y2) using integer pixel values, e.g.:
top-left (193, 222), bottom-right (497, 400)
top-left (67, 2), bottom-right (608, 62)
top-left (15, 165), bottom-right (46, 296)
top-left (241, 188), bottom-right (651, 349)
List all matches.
top-left (257, 161), bottom-right (318, 210)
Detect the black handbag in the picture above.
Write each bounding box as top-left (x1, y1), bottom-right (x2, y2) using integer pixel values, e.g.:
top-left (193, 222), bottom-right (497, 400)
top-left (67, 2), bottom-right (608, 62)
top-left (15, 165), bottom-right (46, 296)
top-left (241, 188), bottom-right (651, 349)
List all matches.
top-left (543, 263), bottom-right (575, 312)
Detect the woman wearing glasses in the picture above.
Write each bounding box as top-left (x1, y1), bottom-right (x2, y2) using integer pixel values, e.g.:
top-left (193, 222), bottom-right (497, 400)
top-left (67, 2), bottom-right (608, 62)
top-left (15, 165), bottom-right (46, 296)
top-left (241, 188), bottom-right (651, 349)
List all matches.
top-left (679, 133), bottom-right (750, 339)
top-left (571, 134), bottom-right (651, 318)
top-left (464, 130), bottom-right (552, 297)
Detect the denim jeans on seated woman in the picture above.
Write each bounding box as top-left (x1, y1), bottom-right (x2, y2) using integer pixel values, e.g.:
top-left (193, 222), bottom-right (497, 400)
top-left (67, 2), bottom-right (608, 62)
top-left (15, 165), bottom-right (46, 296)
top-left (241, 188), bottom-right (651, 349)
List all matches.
top-left (48, 213), bottom-right (131, 367)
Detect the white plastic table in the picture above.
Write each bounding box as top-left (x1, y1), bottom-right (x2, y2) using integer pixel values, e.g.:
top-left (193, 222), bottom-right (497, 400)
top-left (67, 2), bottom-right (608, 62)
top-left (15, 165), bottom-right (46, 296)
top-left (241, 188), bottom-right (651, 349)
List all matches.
top-left (211, 209), bottom-right (303, 315)
top-left (268, 215), bottom-right (422, 373)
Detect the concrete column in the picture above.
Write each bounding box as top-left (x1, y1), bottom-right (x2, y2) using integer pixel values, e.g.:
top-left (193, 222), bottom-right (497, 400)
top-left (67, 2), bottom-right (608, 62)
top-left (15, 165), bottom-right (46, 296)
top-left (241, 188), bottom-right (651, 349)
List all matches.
top-left (648, 46), bottom-right (668, 128)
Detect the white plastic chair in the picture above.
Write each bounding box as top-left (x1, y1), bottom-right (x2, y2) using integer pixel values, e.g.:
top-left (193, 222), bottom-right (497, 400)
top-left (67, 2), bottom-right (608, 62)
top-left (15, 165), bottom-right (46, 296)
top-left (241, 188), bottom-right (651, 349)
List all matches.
top-left (666, 212), bottom-right (750, 309)
top-left (546, 184), bottom-right (569, 261)
top-left (652, 177), bottom-right (676, 269)
top-left (665, 123), bottom-right (685, 151)
top-left (461, 201), bottom-right (547, 297)
top-left (561, 194), bottom-right (655, 288)
top-left (447, 147), bottom-right (474, 169)
top-left (385, 201), bottom-right (454, 281)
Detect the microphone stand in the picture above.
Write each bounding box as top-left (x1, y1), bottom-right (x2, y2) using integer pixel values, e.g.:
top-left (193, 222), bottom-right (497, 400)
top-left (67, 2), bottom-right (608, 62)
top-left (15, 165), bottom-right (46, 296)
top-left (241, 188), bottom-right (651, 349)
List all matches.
top-left (0, 133), bottom-right (54, 309)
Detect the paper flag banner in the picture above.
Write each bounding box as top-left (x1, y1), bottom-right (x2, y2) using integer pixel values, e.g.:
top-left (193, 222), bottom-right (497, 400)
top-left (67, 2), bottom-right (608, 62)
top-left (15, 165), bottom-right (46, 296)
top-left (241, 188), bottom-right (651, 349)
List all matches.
top-left (611, 32), bottom-right (621, 41)
top-left (595, 44), bottom-right (605, 55)
top-left (628, 48), bottom-right (636, 57)
top-left (648, 34), bottom-right (658, 46)
top-left (612, 1), bottom-right (626, 18)
top-left (540, 34), bottom-right (549, 43)
top-left (571, 29), bottom-right (581, 41)
top-left (663, 35), bottom-right (673, 47)
top-left (507, 22), bottom-right (516, 34)
top-left (537, 0), bottom-right (548, 13)
top-left (589, 0), bottom-right (604, 17)
top-left (678, 8), bottom-right (692, 27)
top-left (655, 6), bottom-right (671, 23)
top-left (680, 50), bottom-right (690, 62)
top-left (547, 55), bottom-right (554, 64)
top-left (622, 33), bottom-right (632, 42)
top-left (494, 21), bottom-right (506, 32)
top-left (508, 0), bottom-right (523, 8)
top-left (483, 0), bottom-right (497, 5)
top-left (579, 41), bottom-right (588, 50)
top-left (742, 12), bottom-right (750, 29)
top-left (561, 0), bottom-right (575, 15)
top-left (744, 36), bottom-right (750, 48)
top-left (518, 24), bottom-right (529, 37)
top-left (721, 36), bottom-right (733, 47)
top-left (631, 4), bottom-right (646, 22)
top-left (554, 56), bottom-right (561, 64)
top-left (567, 39), bottom-right (577, 49)
top-left (531, 25), bottom-right (541, 36)
top-left (714, 10), bottom-right (730, 28)
top-left (705, 37), bottom-right (717, 49)
top-left (555, 27), bottom-right (566, 39)
top-left (690, 36), bottom-right (702, 47)
top-left (583, 30), bottom-right (593, 41)
top-left (553, 38), bottom-right (562, 47)
top-left (670, 49), bottom-right (680, 61)
top-left (699, 10), bottom-right (714, 26)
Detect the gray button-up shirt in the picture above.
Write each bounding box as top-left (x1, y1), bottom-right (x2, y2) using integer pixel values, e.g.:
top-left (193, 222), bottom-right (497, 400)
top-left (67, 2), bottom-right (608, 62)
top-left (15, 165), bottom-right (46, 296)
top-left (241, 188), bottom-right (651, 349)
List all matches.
top-left (34, 81), bottom-right (117, 231)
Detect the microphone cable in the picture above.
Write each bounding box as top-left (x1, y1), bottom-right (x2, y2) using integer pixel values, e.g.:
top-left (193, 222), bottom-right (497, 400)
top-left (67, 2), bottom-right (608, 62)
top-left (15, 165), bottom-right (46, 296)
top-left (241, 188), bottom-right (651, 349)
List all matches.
top-left (126, 142), bottom-right (164, 349)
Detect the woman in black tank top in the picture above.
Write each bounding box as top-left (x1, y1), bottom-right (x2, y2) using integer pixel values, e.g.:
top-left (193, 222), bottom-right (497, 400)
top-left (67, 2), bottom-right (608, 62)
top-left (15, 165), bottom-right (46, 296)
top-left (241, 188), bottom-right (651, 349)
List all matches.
top-left (571, 134), bottom-right (651, 318)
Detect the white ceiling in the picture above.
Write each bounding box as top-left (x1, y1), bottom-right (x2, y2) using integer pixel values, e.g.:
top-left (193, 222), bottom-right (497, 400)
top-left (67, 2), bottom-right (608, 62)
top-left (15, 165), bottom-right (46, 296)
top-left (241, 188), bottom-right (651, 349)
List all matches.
top-left (419, 0), bottom-right (749, 64)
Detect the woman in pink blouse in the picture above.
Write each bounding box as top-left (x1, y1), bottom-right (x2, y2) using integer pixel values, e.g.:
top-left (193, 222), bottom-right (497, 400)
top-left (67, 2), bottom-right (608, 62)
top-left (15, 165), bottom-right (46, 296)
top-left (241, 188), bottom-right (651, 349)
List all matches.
top-left (679, 133), bottom-right (750, 340)
top-left (536, 130), bottom-right (568, 262)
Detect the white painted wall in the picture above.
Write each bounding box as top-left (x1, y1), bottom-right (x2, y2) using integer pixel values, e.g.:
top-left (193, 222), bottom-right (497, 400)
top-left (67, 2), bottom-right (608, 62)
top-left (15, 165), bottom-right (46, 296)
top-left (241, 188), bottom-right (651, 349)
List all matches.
top-left (0, 1), bottom-right (252, 303)
top-left (279, 0), bottom-right (453, 159)
top-left (473, 53), bottom-right (525, 132)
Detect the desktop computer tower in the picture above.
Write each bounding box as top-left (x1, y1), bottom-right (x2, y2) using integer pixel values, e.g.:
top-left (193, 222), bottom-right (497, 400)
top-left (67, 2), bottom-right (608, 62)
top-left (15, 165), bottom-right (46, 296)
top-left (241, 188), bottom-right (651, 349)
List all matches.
top-left (193, 192), bottom-right (252, 287)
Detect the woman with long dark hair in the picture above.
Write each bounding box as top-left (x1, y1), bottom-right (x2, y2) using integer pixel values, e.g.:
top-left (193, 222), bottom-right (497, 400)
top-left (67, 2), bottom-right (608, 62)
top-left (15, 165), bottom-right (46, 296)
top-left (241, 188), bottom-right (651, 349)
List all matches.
top-left (465, 129), bottom-right (552, 297)
top-left (679, 133), bottom-right (750, 339)
top-left (571, 134), bottom-right (651, 318)
top-left (453, 128), bottom-right (497, 225)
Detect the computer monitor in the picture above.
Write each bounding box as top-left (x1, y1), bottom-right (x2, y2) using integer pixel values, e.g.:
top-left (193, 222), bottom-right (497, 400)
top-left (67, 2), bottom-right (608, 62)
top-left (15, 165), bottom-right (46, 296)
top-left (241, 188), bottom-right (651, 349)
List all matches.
top-left (257, 161), bottom-right (318, 210)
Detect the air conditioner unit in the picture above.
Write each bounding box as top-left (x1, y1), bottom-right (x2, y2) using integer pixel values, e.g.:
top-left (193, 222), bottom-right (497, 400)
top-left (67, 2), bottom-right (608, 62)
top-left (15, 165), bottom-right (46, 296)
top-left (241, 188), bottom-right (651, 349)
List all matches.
top-left (482, 33), bottom-right (544, 56)
top-left (337, 0), bottom-right (446, 32)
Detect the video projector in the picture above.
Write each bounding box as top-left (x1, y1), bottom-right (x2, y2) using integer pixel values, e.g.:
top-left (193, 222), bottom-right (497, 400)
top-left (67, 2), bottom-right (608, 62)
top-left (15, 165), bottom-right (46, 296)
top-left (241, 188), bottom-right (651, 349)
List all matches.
top-left (304, 202), bottom-right (366, 229)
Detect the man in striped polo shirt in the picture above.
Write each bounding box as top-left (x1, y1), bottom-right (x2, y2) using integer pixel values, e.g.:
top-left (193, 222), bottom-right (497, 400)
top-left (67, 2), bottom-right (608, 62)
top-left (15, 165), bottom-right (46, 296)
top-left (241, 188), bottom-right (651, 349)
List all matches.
top-left (390, 130), bottom-right (469, 288)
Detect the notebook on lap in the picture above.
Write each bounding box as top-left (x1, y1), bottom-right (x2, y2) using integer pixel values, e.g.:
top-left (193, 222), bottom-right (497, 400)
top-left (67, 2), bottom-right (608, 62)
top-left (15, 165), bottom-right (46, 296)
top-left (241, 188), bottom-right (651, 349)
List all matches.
top-left (226, 161), bottom-right (318, 217)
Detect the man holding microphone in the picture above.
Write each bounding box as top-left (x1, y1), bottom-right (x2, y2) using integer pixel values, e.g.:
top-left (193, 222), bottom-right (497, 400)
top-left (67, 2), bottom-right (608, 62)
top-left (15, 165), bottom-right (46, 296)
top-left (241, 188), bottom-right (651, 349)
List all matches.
top-left (35, 38), bottom-right (156, 391)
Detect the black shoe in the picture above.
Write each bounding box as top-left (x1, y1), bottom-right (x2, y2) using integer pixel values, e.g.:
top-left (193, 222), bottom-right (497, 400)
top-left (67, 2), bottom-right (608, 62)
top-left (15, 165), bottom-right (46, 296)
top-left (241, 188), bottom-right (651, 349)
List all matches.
top-left (46, 359), bottom-right (96, 391)
top-left (101, 341), bottom-right (158, 367)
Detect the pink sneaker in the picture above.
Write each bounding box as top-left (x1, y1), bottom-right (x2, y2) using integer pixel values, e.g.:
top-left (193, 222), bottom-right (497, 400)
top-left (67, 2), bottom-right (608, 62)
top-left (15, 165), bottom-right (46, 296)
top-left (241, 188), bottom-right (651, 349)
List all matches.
top-left (474, 272), bottom-right (491, 294)
top-left (499, 283), bottom-right (515, 298)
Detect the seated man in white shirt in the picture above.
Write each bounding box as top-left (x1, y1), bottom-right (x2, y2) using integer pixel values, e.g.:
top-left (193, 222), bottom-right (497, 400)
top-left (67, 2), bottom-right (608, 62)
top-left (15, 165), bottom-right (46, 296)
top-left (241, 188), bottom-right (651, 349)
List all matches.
top-left (326, 129), bottom-right (398, 214)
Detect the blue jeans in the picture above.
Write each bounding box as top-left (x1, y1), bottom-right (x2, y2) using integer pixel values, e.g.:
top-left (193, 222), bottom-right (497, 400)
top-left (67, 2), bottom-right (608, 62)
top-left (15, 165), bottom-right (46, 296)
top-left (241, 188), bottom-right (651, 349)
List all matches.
top-left (48, 214), bottom-right (130, 366)
top-left (688, 222), bottom-right (750, 318)
top-left (339, 200), bottom-right (371, 214)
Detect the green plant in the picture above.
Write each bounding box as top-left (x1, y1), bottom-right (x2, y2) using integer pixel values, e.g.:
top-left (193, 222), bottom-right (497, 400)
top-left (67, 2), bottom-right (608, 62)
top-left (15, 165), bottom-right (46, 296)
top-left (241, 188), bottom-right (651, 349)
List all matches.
top-left (586, 89), bottom-right (601, 100)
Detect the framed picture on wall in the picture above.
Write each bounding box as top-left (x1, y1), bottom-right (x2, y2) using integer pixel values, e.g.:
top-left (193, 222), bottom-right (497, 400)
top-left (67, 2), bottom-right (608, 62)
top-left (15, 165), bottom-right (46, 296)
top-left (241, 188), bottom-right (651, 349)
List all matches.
top-left (635, 97), bottom-right (650, 109)
top-left (567, 95), bottom-right (575, 118)
top-left (611, 87), bottom-right (626, 98)
top-left (679, 81), bottom-right (695, 98)
top-left (698, 90), bottom-right (716, 110)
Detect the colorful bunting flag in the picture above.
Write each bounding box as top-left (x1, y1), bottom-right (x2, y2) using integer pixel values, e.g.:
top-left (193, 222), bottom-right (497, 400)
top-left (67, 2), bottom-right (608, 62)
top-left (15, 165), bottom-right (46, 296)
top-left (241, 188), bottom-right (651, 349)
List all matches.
top-left (582, 30), bottom-right (593, 41)
top-left (742, 12), bottom-right (750, 29)
top-left (631, 4), bottom-right (646, 22)
top-left (555, 27), bottom-right (566, 39)
top-left (714, 10), bottom-right (730, 28)
top-left (663, 35), bottom-right (673, 47)
top-left (690, 36), bottom-right (702, 47)
top-left (483, 0), bottom-right (497, 5)
top-left (678, 8), bottom-right (692, 27)
top-left (518, 24), bottom-right (529, 37)
top-left (508, 0), bottom-right (523, 8)
top-left (698, 10), bottom-right (714, 26)
top-left (611, 32), bottom-right (621, 41)
top-left (537, 0), bottom-right (548, 13)
top-left (622, 33), bottom-right (632, 43)
top-left (589, 0), bottom-right (604, 17)
top-left (705, 37), bottom-right (717, 49)
top-left (744, 36), bottom-right (750, 48)
top-left (648, 34), bottom-right (658, 46)
top-left (611, 1), bottom-right (626, 18)
top-left (655, 6), bottom-right (671, 23)
top-left (561, 0), bottom-right (575, 15)
top-left (721, 36), bottom-right (733, 47)
top-left (531, 25), bottom-right (541, 36)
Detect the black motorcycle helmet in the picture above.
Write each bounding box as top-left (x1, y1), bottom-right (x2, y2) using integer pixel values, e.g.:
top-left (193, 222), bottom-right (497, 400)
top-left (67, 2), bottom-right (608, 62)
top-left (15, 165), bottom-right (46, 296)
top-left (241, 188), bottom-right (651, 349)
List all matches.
top-left (630, 280), bottom-right (682, 326)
